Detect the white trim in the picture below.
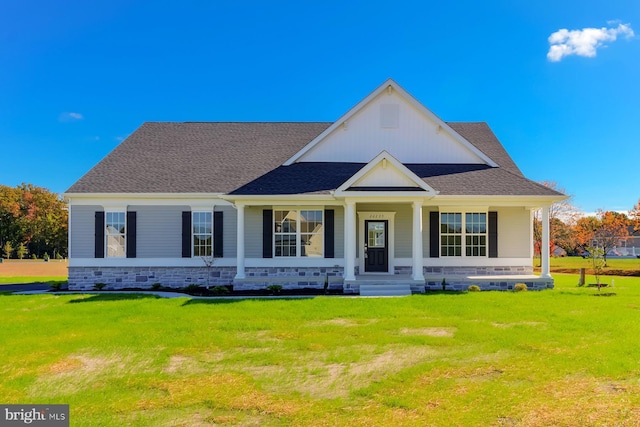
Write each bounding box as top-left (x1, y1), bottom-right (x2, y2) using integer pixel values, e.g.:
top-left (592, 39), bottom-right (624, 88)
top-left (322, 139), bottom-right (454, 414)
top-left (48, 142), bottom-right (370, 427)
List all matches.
top-left (284, 79), bottom-right (498, 167)
top-left (69, 257), bottom-right (344, 268)
top-left (358, 211), bottom-right (396, 274)
top-left (422, 257), bottom-right (533, 267)
top-left (412, 201), bottom-right (424, 280)
top-left (272, 207), bottom-right (325, 258)
top-left (235, 203), bottom-right (246, 279)
top-left (67, 197), bottom-right (72, 259)
top-left (438, 210), bottom-right (489, 259)
top-left (104, 210), bottom-right (126, 258)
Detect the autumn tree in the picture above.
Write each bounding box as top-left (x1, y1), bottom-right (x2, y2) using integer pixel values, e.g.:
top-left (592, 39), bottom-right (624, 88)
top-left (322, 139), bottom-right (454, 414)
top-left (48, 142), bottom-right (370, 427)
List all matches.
top-left (533, 181), bottom-right (579, 256)
top-left (574, 210), bottom-right (629, 266)
top-left (0, 184), bottom-right (68, 259)
top-left (630, 199), bottom-right (640, 233)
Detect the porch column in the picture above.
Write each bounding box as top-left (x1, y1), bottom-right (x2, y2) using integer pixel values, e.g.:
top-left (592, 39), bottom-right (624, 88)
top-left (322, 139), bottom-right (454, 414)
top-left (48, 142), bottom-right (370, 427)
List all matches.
top-left (412, 201), bottom-right (424, 281)
top-left (541, 205), bottom-right (551, 278)
top-left (344, 201), bottom-right (356, 281)
top-left (235, 203), bottom-right (246, 279)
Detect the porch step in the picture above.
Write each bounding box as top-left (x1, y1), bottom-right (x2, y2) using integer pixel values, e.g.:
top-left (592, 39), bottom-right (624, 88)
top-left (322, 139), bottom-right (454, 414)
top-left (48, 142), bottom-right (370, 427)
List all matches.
top-left (359, 284), bottom-right (412, 297)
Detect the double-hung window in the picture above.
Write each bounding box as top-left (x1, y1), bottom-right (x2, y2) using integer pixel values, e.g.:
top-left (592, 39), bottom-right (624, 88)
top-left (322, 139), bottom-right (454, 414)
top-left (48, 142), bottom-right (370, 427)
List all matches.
top-left (193, 211), bottom-right (213, 257)
top-left (440, 212), bottom-right (487, 257)
top-left (274, 209), bottom-right (323, 257)
top-left (105, 212), bottom-right (126, 257)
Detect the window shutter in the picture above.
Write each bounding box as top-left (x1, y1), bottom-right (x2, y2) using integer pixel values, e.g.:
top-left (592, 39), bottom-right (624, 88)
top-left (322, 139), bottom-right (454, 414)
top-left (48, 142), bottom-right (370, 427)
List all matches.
top-left (324, 209), bottom-right (334, 258)
top-left (489, 211), bottom-right (498, 258)
top-left (95, 211), bottom-right (105, 258)
top-left (182, 211), bottom-right (191, 258)
top-left (263, 209), bottom-right (273, 258)
top-left (429, 211), bottom-right (439, 258)
top-left (126, 211), bottom-right (137, 258)
top-left (213, 211), bottom-right (224, 258)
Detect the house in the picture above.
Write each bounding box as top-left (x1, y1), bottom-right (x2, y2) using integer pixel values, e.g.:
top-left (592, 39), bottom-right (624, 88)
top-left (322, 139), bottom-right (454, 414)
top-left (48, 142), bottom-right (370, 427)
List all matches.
top-left (64, 79), bottom-right (566, 295)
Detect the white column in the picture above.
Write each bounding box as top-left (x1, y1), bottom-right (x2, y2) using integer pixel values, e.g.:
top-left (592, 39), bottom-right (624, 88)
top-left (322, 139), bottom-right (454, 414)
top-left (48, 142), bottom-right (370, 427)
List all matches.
top-left (344, 201), bottom-right (356, 281)
top-left (541, 205), bottom-right (551, 278)
top-left (235, 203), bottom-right (246, 279)
top-left (412, 201), bottom-right (424, 281)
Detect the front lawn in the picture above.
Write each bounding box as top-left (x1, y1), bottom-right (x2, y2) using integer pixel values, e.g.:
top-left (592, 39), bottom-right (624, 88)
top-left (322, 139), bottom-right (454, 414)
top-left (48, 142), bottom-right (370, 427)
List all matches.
top-left (1, 274), bottom-right (639, 426)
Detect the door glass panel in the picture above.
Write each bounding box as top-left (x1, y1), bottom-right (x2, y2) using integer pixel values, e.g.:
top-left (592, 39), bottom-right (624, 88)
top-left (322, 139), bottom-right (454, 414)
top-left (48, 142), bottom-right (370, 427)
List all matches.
top-left (367, 222), bottom-right (385, 248)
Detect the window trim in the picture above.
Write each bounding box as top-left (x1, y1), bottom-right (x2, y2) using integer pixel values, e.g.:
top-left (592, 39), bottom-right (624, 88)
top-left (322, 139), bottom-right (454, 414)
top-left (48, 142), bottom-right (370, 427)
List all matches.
top-left (192, 210), bottom-right (213, 258)
top-left (439, 210), bottom-right (488, 258)
top-left (105, 210), bottom-right (126, 258)
top-left (273, 207), bottom-right (325, 258)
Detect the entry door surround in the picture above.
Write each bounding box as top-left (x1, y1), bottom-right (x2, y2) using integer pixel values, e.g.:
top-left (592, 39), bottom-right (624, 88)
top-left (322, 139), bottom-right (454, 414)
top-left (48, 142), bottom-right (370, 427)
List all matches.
top-left (357, 212), bottom-right (396, 274)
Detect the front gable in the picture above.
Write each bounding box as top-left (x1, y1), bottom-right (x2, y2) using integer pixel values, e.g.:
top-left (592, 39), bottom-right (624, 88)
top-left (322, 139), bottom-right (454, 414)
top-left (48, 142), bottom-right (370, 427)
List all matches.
top-left (285, 79), bottom-right (497, 167)
top-left (334, 151), bottom-right (438, 197)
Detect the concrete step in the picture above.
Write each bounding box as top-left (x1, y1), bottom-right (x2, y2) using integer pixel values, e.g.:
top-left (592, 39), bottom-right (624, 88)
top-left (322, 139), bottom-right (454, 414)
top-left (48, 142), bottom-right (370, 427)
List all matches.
top-left (359, 284), bottom-right (412, 297)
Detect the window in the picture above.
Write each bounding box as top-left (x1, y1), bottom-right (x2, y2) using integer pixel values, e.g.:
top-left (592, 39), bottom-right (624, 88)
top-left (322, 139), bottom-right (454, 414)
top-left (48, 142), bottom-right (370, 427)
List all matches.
top-left (274, 209), bottom-right (323, 257)
top-left (193, 211), bottom-right (212, 257)
top-left (440, 212), bottom-right (486, 257)
top-left (105, 212), bottom-right (125, 257)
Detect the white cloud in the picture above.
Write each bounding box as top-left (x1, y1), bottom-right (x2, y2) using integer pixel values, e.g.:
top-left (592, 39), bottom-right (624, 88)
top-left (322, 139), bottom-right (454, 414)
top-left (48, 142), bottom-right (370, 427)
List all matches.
top-left (547, 22), bottom-right (634, 62)
top-left (59, 111), bottom-right (84, 122)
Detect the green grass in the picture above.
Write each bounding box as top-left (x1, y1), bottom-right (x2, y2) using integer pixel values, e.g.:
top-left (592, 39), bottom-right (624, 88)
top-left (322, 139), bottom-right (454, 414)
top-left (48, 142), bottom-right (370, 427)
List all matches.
top-left (535, 256), bottom-right (640, 275)
top-left (2, 275), bottom-right (640, 426)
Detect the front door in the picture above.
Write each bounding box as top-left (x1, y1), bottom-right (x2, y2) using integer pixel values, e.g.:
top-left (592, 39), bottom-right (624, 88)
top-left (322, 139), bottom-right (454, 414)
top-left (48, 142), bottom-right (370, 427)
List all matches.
top-left (365, 220), bottom-right (388, 272)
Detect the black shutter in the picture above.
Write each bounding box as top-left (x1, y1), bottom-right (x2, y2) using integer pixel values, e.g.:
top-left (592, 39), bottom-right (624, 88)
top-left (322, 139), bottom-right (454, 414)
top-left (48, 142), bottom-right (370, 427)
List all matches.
top-left (213, 211), bottom-right (224, 258)
top-left (324, 209), bottom-right (334, 258)
top-left (95, 211), bottom-right (105, 258)
top-left (488, 211), bottom-right (498, 258)
top-left (182, 211), bottom-right (191, 258)
top-left (263, 209), bottom-right (273, 258)
top-left (429, 211), bottom-right (439, 258)
top-left (126, 211), bottom-right (137, 258)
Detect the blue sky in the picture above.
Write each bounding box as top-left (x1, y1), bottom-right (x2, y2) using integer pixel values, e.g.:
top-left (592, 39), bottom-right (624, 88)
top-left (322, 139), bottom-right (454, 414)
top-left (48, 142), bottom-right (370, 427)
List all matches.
top-left (1, 0), bottom-right (638, 213)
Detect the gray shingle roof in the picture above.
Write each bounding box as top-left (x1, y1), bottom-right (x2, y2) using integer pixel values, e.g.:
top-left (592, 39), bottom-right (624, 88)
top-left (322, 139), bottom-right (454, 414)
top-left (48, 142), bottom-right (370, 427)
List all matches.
top-left (66, 121), bottom-right (562, 197)
top-left (66, 122), bottom-right (332, 193)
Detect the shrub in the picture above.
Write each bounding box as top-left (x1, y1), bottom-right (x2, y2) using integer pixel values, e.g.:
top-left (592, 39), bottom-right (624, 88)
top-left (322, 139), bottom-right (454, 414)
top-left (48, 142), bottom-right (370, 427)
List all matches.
top-left (467, 285), bottom-right (481, 292)
top-left (267, 284), bottom-right (283, 294)
top-left (212, 286), bottom-right (230, 295)
top-left (514, 283), bottom-right (528, 292)
top-left (151, 283), bottom-right (163, 291)
top-left (50, 282), bottom-right (63, 291)
top-left (31, 254), bottom-right (37, 260)
top-left (182, 284), bottom-right (202, 294)
top-left (93, 283), bottom-right (107, 291)
top-left (43, 252), bottom-right (50, 261)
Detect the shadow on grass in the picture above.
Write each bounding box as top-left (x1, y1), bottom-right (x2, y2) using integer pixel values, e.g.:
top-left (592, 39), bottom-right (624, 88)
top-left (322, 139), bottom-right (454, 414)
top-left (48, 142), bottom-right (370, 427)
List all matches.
top-left (180, 296), bottom-right (318, 306)
top-left (68, 293), bottom-right (163, 303)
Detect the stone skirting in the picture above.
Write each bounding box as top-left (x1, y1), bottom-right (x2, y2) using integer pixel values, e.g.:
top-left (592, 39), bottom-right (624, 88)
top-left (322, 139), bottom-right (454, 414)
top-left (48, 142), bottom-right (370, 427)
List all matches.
top-left (424, 265), bottom-right (534, 275)
top-left (68, 266), bottom-right (345, 291)
top-left (425, 278), bottom-right (553, 291)
top-left (68, 266), bottom-right (237, 290)
top-left (234, 267), bottom-right (344, 291)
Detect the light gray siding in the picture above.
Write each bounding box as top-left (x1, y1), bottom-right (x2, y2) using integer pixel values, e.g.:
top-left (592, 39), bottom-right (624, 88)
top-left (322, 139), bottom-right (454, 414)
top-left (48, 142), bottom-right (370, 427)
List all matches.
top-left (130, 205), bottom-right (186, 258)
top-left (218, 205), bottom-right (237, 258)
top-left (332, 207), bottom-right (344, 258)
top-left (245, 206), bottom-right (263, 258)
top-left (70, 205), bottom-right (101, 258)
top-left (496, 207), bottom-right (531, 258)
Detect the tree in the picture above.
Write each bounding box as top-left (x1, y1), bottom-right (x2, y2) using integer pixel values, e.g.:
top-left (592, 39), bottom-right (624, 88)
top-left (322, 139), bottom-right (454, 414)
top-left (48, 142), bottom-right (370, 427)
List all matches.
top-left (0, 184), bottom-right (68, 259)
top-left (533, 181), bottom-right (579, 257)
top-left (16, 242), bottom-right (27, 260)
top-left (574, 210), bottom-right (629, 266)
top-left (2, 241), bottom-right (13, 259)
top-left (630, 199), bottom-right (640, 233)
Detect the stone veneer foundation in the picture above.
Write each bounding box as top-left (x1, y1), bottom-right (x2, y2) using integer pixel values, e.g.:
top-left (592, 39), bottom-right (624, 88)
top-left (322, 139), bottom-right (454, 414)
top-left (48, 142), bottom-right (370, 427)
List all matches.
top-left (68, 265), bottom-right (552, 292)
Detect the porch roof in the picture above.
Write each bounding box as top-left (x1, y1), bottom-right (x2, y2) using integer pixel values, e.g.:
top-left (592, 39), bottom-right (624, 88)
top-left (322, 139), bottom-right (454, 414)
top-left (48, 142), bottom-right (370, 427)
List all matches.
top-left (229, 162), bottom-right (563, 197)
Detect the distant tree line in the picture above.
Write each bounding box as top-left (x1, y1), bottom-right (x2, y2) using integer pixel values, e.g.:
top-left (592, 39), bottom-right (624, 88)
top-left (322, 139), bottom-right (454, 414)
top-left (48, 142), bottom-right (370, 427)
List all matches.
top-left (534, 182), bottom-right (640, 266)
top-left (0, 184), bottom-right (67, 259)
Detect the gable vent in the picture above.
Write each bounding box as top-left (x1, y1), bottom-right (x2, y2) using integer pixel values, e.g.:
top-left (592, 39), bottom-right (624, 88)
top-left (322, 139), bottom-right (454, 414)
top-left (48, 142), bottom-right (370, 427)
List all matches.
top-left (380, 104), bottom-right (399, 128)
